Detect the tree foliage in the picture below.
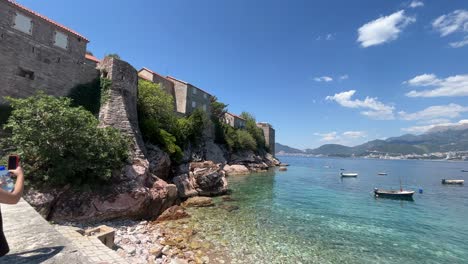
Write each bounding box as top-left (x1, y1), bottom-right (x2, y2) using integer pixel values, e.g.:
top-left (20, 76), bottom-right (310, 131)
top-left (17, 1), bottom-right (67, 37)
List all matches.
top-left (137, 80), bottom-right (208, 162)
top-left (2, 93), bottom-right (129, 187)
top-left (241, 112), bottom-right (266, 150)
top-left (209, 98), bottom-right (264, 152)
top-left (105, 53), bottom-right (121, 60)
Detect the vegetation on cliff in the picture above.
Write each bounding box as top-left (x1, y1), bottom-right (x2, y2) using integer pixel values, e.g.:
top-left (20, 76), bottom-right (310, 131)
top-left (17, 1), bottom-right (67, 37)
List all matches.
top-left (137, 79), bottom-right (208, 162)
top-left (2, 93), bottom-right (129, 186)
top-left (210, 97), bottom-right (266, 152)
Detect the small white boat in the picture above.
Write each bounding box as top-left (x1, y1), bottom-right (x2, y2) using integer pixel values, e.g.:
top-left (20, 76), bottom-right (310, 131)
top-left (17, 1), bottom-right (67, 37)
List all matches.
top-left (341, 172), bottom-right (358, 177)
top-left (441, 179), bottom-right (464, 185)
top-left (378, 172), bottom-right (387, 175)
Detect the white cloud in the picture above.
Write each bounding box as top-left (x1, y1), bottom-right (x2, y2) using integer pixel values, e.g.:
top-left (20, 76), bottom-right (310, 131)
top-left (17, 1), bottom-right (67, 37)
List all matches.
top-left (357, 10), bottom-right (416, 47)
top-left (409, 1), bottom-right (424, 8)
top-left (450, 36), bottom-right (468, 48)
top-left (404, 73), bottom-right (440, 86)
top-left (325, 90), bottom-right (395, 120)
top-left (314, 132), bottom-right (338, 141)
top-left (405, 73), bottom-right (468, 97)
top-left (402, 119), bottom-right (468, 134)
top-left (339, 74), bottom-right (349, 80)
top-left (314, 76), bottom-right (333, 82)
top-left (398, 104), bottom-right (468, 120)
top-left (432, 10), bottom-right (468, 37)
top-left (343, 131), bottom-right (367, 138)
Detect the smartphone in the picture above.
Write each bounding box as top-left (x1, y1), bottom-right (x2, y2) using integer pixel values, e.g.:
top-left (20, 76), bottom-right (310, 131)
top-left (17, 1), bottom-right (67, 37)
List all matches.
top-left (7, 155), bottom-right (19, 170)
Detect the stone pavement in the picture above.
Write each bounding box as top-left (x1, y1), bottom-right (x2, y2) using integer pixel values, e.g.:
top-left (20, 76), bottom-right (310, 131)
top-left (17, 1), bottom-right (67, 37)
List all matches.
top-left (0, 199), bottom-right (91, 263)
top-left (54, 225), bottom-right (128, 264)
top-left (0, 199), bottom-right (129, 264)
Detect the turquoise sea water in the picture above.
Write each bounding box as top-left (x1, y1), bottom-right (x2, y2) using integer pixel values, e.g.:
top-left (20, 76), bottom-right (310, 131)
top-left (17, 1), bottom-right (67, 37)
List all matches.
top-left (188, 157), bottom-right (468, 264)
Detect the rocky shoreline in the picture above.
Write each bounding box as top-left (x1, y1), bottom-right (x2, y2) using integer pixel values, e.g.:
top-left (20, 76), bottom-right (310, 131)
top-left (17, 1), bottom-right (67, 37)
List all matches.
top-left (58, 194), bottom-right (247, 264)
top-left (25, 140), bottom-right (279, 263)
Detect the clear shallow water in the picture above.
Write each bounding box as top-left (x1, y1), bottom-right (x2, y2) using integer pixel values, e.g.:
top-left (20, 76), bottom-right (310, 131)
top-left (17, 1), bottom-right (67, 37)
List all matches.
top-left (188, 157), bottom-right (468, 263)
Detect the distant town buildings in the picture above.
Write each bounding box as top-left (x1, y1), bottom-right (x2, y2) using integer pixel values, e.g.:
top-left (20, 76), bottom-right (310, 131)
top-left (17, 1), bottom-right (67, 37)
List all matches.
top-left (224, 112), bottom-right (246, 129)
top-left (0, 0), bottom-right (97, 104)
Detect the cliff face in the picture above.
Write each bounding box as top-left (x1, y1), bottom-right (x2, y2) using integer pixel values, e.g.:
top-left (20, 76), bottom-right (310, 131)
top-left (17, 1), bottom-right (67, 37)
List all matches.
top-left (23, 57), bottom-right (279, 223)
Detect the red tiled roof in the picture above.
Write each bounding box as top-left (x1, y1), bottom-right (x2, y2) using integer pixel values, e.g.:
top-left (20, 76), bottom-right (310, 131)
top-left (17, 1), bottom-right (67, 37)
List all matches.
top-left (85, 54), bottom-right (100, 63)
top-left (7, 0), bottom-right (89, 42)
top-left (227, 112), bottom-right (246, 121)
top-left (166, 76), bottom-right (213, 96)
top-left (139, 67), bottom-right (172, 82)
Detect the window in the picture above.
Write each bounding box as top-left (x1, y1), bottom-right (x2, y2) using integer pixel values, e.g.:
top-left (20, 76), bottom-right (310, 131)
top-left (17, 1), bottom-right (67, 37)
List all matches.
top-left (202, 104), bottom-right (207, 112)
top-left (16, 67), bottom-right (34, 80)
top-left (54, 31), bottom-right (68, 49)
top-left (192, 88), bottom-right (197, 95)
top-left (192, 101), bottom-right (197, 108)
top-left (13, 13), bottom-right (32, 34)
top-left (203, 93), bottom-right (207, 99)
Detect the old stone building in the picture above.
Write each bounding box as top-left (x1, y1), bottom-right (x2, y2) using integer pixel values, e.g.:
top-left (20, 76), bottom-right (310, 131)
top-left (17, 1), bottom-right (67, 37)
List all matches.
top-left (0, 0), bottom-right (98, 104)
top-left (166, 76), bottom-right (212, 116)
top-left (257, 122), bottom-right (276, 155)
top-left (137, 68), bottom-right (175, 97)
top-left (224, 112), bottom-right (246, 129)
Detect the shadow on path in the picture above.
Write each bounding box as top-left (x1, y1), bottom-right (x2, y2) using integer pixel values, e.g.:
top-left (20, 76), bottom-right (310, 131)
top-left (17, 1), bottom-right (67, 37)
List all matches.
top-left (0, 246), bottom-right (64, 264)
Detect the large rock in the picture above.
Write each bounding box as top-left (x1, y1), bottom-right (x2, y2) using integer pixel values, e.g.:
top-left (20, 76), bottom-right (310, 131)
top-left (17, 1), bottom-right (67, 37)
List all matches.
top-left (190, 161), bottom-right (227, 196)
top-left (230, 150), bottom-right (257, 163)
top-left (146, 144), bottom-right (171, 180)
top-left (173, 173), bottom-right (198, 198)
top-left (182, 196), bottom-right (214, 207)
top-left (155, 205), bottom-right (190, 222)
top-left (264, 153), bottom-right (280, 166)
top-left (48, 176), bottom-right (178, 222)
top-left (23, 188), bottom-right (59, 219)
top-left (223, 164), bottom-right (250, 176)
top-left (204, 141), bottom-right (227, 164)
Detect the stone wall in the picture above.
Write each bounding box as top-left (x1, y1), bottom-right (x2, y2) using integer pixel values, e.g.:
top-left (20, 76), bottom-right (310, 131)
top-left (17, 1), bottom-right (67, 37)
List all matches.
top-left (224, 113), bottom-right (246, 129)
top-left (167, 77), bottom-right (211, 116)
top-left (257, 123), bottom-right (275, 155)
top-left (97, 57), bottom-right (146, 160)
top-left (0, 0), bottom-right (98, 104)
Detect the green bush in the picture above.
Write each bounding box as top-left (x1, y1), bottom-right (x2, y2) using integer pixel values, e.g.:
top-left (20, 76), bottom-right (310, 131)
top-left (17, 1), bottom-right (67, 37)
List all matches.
top-left (137, 79), bottom-right (210, 162)
top-left (3, 93), bottom-right (129, 187)
top-left (236, 130), bottom-right (257, 151)
top-left (241, 112), bottom-right (266, 150)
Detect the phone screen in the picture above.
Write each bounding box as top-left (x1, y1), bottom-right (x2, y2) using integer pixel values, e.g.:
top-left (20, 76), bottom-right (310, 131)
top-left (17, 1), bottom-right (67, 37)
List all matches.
top-left (8, 155), bottom-right (18, 170)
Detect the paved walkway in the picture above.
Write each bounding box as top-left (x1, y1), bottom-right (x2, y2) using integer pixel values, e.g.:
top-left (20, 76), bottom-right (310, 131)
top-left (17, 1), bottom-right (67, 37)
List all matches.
top-left (0, 199), bottom-right (128, 264)
top-left (55, 225), bottom-right (127, 264)
top-left (0, 199), bottom-right (91, 263)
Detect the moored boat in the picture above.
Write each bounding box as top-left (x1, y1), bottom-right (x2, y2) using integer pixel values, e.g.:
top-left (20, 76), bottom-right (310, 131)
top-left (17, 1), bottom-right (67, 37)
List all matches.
top-left (461, 170), bottom-right (468, 173)
top-left (341, 172), bottom-right (358, 177)
top-left (378, 172), bottom-right (387, 175)
top-left (441, 179), bottom-right (464, 185)
top-left (374, 188), bottom-right (414, 200)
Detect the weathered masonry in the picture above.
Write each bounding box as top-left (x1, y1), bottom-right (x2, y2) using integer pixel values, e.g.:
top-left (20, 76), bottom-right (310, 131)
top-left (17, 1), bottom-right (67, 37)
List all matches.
top-left (0, 0), bottom-right (98, 104)
top-left (166, 76), bottom-right (212, 115)
top-left (224, 112), bottom-right (246, 129)
top-left (257, 122), bottom-right (276, 155)
top-left (138, 68), bottom-right (174, 97)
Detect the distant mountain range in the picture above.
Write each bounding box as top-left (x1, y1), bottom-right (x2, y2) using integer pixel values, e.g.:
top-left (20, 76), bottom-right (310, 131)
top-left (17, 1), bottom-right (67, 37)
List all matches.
top-left (276, 125), bottom-right (468, 157)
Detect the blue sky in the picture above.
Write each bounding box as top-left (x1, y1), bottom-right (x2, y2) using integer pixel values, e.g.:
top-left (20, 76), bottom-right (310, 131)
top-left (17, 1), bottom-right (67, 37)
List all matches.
top-left (17, 0), bottom-right (468, 149)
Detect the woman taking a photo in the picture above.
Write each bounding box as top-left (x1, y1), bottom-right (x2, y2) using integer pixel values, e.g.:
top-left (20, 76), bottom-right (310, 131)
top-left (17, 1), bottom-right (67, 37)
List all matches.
top-left (0, 166), bottom-right (25, 256)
